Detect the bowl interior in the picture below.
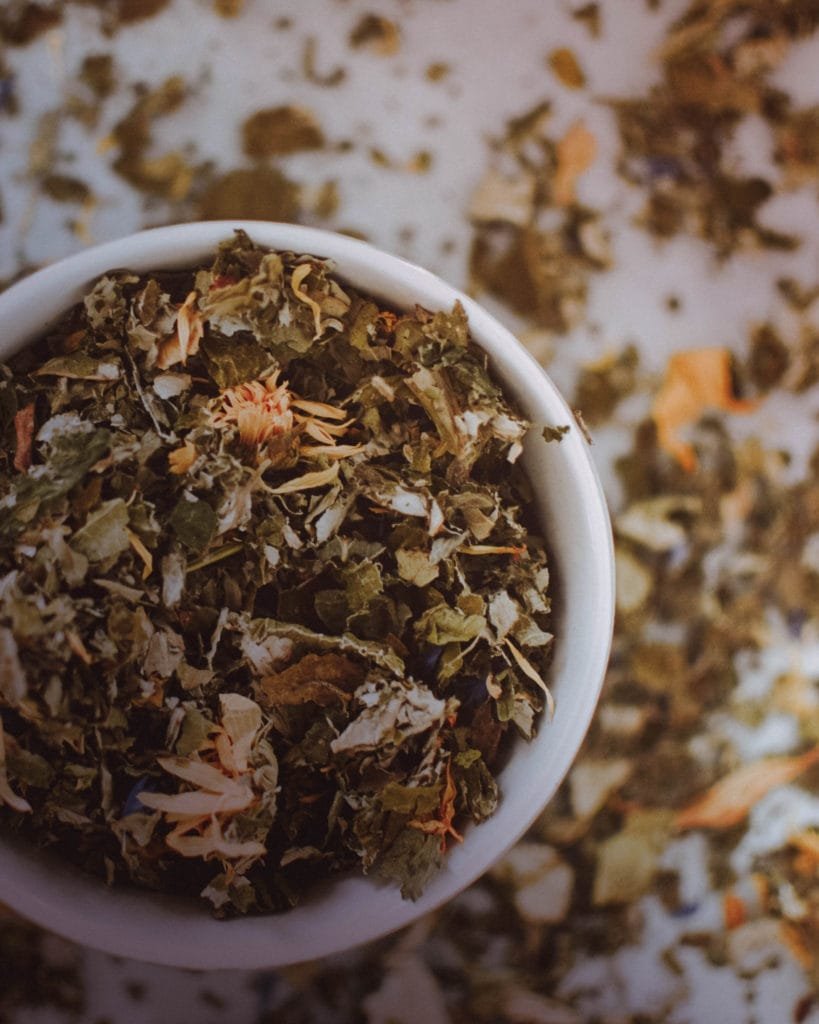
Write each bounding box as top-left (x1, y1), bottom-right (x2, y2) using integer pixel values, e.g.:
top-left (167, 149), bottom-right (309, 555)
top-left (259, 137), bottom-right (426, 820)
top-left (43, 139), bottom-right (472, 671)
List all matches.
top-left (0, 222), bottom-right (614, 969)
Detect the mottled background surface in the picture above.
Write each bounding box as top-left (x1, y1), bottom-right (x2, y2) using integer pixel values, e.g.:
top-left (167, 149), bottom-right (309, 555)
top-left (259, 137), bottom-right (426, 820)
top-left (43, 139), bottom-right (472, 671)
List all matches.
top-left (4, 1), bottom-right (819, 1021)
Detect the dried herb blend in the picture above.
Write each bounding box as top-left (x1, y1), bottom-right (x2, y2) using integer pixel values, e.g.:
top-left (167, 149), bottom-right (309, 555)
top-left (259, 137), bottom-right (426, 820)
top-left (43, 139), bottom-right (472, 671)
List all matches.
top-left (0, 232), bottom-right (557, 915)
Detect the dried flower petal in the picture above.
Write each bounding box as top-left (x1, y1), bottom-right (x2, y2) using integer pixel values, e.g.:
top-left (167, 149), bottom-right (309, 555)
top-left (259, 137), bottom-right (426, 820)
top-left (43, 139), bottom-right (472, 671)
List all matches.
top-left (268, 462), bottom-right (340, 495)
top-left (213, 374), bottom-right (293, 446)
top-left (155, 291), bottom-right (203, 370)
top-left (291, 263), bottom-right (325, 338)
top-left (168, 440), bottom-right (198, 475)
top-left (553, 120), bottom-right (596, 206)
top-left (652, 349), bottom-right (758, 472)
top-left (505, 638), bottom-right (555, 719)
top-left (676, 749), bottom-right (819, 830)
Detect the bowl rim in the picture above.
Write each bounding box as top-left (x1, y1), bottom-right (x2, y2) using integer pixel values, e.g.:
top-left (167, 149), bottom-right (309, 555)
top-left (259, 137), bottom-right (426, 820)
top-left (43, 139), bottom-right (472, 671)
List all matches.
top-left (0, 221), bottom-right (614, 969)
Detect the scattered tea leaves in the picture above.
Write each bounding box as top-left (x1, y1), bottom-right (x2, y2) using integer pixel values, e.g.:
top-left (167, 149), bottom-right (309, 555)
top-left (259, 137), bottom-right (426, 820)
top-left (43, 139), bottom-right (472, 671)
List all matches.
top-left (195, 166), bottom-right (301, 222)
top-left (242, 105), bottom-right (325, 159)
top-left (349, 14), bottom-right (400, 56)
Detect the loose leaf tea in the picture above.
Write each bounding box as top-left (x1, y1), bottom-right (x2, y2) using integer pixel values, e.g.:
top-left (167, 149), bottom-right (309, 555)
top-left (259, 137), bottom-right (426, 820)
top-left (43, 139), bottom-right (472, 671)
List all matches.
top-left (0, 232), bottom-right (558, 915)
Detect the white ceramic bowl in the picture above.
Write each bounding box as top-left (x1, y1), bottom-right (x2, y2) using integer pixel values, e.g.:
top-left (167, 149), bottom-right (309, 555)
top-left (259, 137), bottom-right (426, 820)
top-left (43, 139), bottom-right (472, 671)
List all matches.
top-left (0, 222), bottom-right (613, 969)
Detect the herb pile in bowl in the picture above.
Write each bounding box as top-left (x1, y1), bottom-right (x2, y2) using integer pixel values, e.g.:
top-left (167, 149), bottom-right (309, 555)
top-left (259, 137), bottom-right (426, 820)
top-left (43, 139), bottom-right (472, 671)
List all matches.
top-left (0, 231), bottom-right (557, 915)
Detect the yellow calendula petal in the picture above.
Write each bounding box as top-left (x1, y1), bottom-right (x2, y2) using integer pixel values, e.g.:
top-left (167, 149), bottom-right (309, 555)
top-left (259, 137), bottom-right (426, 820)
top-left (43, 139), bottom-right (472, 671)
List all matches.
top-left (165, 819), bottom-right (267, 861)
top-left (299, 443), bottom-right (364, 460)
top-left (127, 529), bottom-right (154, 580)
top-left (268, 462), bottom-right (340, 495)
top-left (290, 397), bottom-right (348, 420)
top-left (155, 333), bottom-right (185, 371)
top-left (167, 832), bottom-right (267, 860)
top-left (138, 788), bottom-right (254, 817)
top-left (306, 423), bottom-right (336, 446)
top-left (461, 544), bottom-right (527, 557)
top-left (218, 692), bottom-right (263, 775)
top-left (66, 629), bottom-right (94, 665)
top-left (553, 120), bottom-right (597, 206)
top-left (168, 440), bottom-right (198, 475)
top-left (301, 418), bottom-right (355, 444)
top-left (505, 638), bottom-right (555, 720)
top-left (156, 755), bottom-right (244, 794)
top-left (176, 290), bottom-right (203, 359)
top-left (291, 264), bottom-right (324, 338)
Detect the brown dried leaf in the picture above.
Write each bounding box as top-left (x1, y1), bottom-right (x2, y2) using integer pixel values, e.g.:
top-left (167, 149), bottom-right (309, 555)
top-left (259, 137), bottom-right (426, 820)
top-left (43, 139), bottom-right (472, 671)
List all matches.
top-left (242, 105), bottom-right (324, 158)
top-left (268, 462), bottom-right (339, 495)
top-left (168, 440), bottom-right (197, 476)
top-left (166, 817), bottom-right (266, 861)
top-left (214, 0), bottom-right (244, 15)
top-left (13, 403), bottom-right (35, 473)
top-left (548, 47), bottom-right (586, 89)
top-left (592, 809), bottom-right (673, 906)
top-left (349, 14), bottom-right (400, 56)
top-left (196, 167), bottom-right (301, 222)
top-left (260, 652), bottom-right (364, 707)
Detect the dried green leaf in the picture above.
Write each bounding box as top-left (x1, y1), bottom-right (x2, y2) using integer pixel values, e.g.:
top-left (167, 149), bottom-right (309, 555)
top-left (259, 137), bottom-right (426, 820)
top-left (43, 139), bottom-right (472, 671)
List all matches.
top-left (72, 498), bottom-right (130, 563)
top-left (169, 495), bottom-right (218, 553)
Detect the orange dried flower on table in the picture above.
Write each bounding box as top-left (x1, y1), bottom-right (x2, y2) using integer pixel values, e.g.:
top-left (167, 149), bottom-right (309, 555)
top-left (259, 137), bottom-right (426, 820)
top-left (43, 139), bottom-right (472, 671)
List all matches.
top-left (675, 748), bottom-right (819, 830)
top-left (652, 348), bottom-right (758, 472)
top-left (553, 120), bottom-right (597, 206)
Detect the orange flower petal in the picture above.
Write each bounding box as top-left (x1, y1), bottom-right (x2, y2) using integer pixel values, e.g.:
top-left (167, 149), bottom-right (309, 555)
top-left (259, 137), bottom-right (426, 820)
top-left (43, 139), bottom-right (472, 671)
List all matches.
top-left (268, 462), bottom-right (340, 494)
top-left (553, 120), bottom-right (597, 206)
top-left (127, 529), bottom-right (154, 581)
top-left (505, 638), bottom-right (555, 719)
top-left (155, 291), bottom-right (203, 370)
top-left (291, 264), bottom-right (324, 338)
top-left (723, 890), bottom-right (746, 929)
top-left (780, 921), bottom-right (814, 970)
top-left (676, 748), bottom-right (819, 830)
top-left (409, 760), bottom-right (463, 852)
top-left (652, 348), bottom-right (758, 472)
top-left (168, 440), bottom-right (198, 475)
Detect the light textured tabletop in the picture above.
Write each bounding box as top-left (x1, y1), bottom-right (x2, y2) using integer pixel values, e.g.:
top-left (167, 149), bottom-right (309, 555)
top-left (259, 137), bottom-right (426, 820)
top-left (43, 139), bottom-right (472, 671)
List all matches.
top-left (3, 2), bottom-right (819, 1022)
